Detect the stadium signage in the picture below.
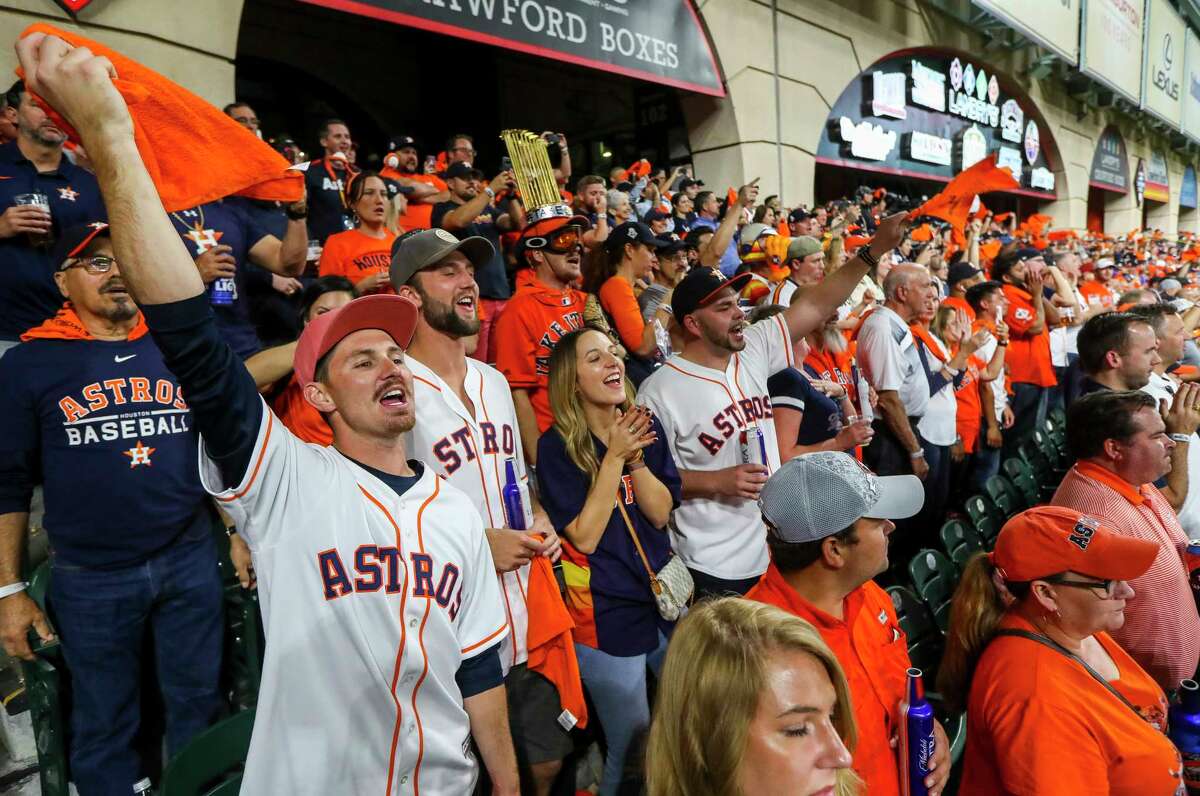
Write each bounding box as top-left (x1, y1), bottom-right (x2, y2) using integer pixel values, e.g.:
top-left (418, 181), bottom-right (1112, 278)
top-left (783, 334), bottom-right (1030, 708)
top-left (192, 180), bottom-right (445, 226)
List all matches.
top-left (299, 0), bottom-right (725, 97)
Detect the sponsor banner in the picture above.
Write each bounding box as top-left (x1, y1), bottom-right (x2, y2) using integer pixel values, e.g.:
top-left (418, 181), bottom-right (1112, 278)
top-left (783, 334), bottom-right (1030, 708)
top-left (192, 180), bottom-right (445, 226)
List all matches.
top-left (1142, 0), bottom-right (1185, 127)
top-left (1182, 165), bottom-right (1197, 209)
top-left (1145, 150), bottom-right (1170, 202)
top-left (816, 50), bottom-right (1058, 197)
top-left (1080, 0), bottom-right (1145, 104)
top-left (299, 0), bottom-right (724, 97)
top-left (1089, 125), bottom-right (1130, 194)
top-left (1184, 29), bottom-right (1200, 142)
top-left (972, 0), bottom-right (1080, 64)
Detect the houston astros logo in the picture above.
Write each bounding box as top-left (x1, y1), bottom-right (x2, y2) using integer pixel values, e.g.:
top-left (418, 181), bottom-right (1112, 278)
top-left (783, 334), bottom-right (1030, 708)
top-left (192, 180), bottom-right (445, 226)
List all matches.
top-left (123, 440), bottom-right (156, 467)
top-left (185, 224), bottom-right (223, 255)
top-left (58, 186), bottom-right (79, 202)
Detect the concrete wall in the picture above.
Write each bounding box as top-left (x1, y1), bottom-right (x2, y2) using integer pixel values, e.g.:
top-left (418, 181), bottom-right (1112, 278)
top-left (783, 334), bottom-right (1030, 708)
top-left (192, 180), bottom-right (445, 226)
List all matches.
top-left (689, 0), bottom-right (1198, 234)
top-left (0, 0), bottom-right (242, 106)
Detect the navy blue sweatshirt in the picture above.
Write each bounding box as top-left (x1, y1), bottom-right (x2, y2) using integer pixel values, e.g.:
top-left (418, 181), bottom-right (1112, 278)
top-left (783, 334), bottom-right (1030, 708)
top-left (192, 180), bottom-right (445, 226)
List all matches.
top-left (0, 325), bottom-right (211, 568)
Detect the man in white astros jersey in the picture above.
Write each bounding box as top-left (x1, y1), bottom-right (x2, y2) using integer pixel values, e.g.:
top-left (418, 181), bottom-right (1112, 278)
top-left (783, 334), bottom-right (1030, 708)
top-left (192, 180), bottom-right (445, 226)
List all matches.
top-left (13, 32), bottom-right (520, 796)
top-left (392, 228), bottom-right (576, 795)
top-left (638, 208), bottom-right (905, 599)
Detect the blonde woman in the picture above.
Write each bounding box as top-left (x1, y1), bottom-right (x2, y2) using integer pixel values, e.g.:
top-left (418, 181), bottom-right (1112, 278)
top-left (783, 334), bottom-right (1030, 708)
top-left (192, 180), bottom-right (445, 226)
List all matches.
top-left (646, 598), bottom-right (858, 796)
top-left (536, 326), bottom-right (681, 796)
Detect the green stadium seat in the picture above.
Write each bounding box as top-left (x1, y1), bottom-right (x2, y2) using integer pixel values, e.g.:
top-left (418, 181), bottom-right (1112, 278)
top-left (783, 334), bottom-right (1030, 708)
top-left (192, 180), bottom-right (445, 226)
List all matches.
top-left (161, 708), bottom-right (255, 796)
top-left (1002, 458), bottom-right (1039, 507)
top-left (908, 549), bottom-right (957, 632)
top-left (906, 637), bottom-right (944, 690)
top-left (985, 474), bottom-right (1024, 517)
top-left (939, 519), bottom-right (982, 559)
top-left (964, 494), bottom-right (1002, 547)
top-left (886, 585), bottom-right (939, 642)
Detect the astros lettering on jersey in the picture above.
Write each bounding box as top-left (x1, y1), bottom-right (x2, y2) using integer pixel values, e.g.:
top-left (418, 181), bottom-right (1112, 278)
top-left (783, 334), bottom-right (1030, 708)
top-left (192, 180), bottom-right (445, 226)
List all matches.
top-left (638, 313), bottom-right (794, 581)
top-left (404, 357), bottom-right (533, 672)
top-left (201, 402), bottom-right (506, 795)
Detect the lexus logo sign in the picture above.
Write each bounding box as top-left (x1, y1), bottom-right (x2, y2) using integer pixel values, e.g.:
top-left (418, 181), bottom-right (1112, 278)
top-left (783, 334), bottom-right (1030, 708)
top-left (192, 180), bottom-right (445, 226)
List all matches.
top-left (1164, 32), bottom-right (1175, 69)
top-left (1154, 32), bottom-right (1181, 100)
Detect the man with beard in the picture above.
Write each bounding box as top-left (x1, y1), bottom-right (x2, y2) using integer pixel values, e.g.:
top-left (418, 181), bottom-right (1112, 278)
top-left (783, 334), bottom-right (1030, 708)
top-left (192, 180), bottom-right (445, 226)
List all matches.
top-left (433, 162), bottom-right (520, 363)
top-left (574, 175), bottom-right (609, 250)
top-left (13, 33), bottom-right (519, 794)
top-left (637, 213), bottom-right (906, 598)
top-left (0, 80), bottom-right (106, 354)
top-left (393, 229), bottom-right (576, 796)
top-left (381, 134), bottom-right (449, 232)
top-left (495, 215), bottom-right (590, 464)
top-left (297, 118), bottom-right (358, 245)
top-left (0, 223), bottom-right (224, 791)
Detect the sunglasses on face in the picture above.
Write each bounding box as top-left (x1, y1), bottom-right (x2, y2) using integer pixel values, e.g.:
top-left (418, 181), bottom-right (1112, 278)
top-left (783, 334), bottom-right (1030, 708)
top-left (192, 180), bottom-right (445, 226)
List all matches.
top-left (547, 227), bottom-right (582, 252)
top-left (62, 256), bottom-right (117, 274)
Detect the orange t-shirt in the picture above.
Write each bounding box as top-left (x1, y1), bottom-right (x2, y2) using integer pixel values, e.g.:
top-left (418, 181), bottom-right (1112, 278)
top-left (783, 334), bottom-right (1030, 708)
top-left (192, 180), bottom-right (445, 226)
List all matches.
top-left (380, 168), bottom-right (447, 232)
top-left (942, 295), bottom-right (976, 322)
top-left (1078, 281), bottom-right (1117, 311)
top-left (598, 276), bottom-right (646, 351)
top-left (746, 565), bottom-right (910, 795)
top-left (955, 354), bottom-right (987, 453)
top-left (270, 375), bottom-right (332, 446)
top-left (962, 613), bottom-right (1183, 795)
top-left (1001, 284), bottom-right (1055, 387)
top-left (317, 228), bottom-right (397, 294)
top-left (494, 271), bottom-right (588, 432)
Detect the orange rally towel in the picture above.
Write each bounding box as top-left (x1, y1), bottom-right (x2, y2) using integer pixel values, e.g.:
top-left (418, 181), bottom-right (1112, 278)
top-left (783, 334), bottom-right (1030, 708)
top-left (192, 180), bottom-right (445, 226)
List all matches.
top-left (22, 303), bottom-right (149, 342)
top-left (525, 557), bottom-right (588, 729)
top-left (17, 23), bottom-right (302, 212)
top-left (908, 154), bottom-right (1019, 236)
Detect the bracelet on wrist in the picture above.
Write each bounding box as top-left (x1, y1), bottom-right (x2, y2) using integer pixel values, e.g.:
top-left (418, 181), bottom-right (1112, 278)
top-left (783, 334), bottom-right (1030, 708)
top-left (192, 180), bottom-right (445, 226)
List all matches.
top-left (1171, 433), bottom-right (1192, 444)
top-left (286, 208), bottom-right (308, 221)
top-left (0, 581), bottom-right (28, 600)
top-left (627, 460), bottom-right (647, 472)
top-left (909, 449), bottom-right (926, 459)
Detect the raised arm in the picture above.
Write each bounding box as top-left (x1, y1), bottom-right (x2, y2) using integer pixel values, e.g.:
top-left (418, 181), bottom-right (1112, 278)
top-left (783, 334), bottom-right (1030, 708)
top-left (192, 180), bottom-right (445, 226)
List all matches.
top-left (782, 212), bottom-right (906, 343)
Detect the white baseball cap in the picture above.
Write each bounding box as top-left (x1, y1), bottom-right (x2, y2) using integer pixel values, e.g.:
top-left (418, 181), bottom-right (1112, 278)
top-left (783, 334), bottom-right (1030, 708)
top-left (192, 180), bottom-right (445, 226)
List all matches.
top-left (759, 452), bottom-right (923, 543)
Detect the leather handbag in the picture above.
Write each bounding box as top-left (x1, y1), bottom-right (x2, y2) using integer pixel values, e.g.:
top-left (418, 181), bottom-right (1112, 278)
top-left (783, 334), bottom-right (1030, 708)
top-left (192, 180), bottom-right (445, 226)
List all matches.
top-left (615, 499), bottom-right (693, 621)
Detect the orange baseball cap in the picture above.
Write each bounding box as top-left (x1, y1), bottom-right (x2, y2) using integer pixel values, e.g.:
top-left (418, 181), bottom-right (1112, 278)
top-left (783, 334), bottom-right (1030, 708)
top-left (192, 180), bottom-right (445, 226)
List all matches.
top-left (293, 294), bottom-right (418, 386)
top-left (992, 506), bottom-right (1158, 583)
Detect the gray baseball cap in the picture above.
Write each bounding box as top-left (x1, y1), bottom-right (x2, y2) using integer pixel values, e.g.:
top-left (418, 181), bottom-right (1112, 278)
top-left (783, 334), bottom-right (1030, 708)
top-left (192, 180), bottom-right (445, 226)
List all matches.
top-left (389, 228), bottom-right (495, 289)
top-left (759, 452), bottom-right (923, 543)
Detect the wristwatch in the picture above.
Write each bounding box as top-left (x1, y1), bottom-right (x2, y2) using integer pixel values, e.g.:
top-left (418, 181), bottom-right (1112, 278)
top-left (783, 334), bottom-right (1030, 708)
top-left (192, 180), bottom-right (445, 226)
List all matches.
top-left (484, 186), bottom-right (496, 199)
top-left (859, 247), bottom-right (879, 269)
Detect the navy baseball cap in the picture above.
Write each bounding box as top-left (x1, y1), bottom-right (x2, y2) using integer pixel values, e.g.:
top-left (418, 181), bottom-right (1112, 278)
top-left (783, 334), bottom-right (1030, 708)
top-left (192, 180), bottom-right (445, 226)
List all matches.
top-left (789, 208), bottom-right (815, 223)
top-left (52, 221), bottom-right (111, 269)
top-left (388, 135), bottom-right (419, 151)
top-left (672, 266), bottom-right (753, 321)
top-left (643, 208), bottom-right (671, 223)
top-left (606, 222), bottom-right (668, 255)
top-left (444, 162), bottom-right (483, 180)
top-left (656, 233), bottom-right (688, 255)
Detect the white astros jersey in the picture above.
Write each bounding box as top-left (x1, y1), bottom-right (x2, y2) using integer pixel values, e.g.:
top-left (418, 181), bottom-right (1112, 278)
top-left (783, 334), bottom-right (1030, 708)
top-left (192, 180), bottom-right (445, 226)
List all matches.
top-left (637, 313), bottom-right (794, 580)
top-left (199, 399), bottom-right (506, 796)
top-left (404, 356), bottom-right (533, 673)
top-left (763, 278), bottom-right (797, 308)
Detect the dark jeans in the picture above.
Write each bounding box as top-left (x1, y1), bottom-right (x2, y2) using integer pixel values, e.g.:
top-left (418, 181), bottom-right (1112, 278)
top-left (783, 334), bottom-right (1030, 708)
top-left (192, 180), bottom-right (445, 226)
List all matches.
top-left (1003, 383), bottom-right (1048, 461)
top-left (49, 528), bottom-right (224, 796)
top-left (969, 426), bottom-right (1003, 496)
top-left (688, 567), bottom-right (761, 600)
top-left (915, 439), bottom-right (951, 543)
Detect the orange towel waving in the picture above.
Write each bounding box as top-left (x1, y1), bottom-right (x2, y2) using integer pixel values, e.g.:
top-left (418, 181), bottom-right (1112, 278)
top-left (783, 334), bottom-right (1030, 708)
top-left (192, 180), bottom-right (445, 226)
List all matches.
top-left (17, 23), bottom-right (302, 212)
top-left (525, 557), bottom-right (588, 730)
top-left (908, 154), bottom-right (1019, 236)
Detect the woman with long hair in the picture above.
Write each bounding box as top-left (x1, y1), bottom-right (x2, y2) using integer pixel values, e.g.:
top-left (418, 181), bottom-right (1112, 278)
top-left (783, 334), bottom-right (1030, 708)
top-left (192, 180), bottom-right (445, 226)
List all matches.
top-left (317, 171), bottom-right (396, 295)
top-left (536, 327), bottom-right (681, 796)
top-left (645, 598), bottom-right (858, 796)
top-left (584, 222), bottom-right (673, 386)
top-left (940, 506), bottom-right (1184, 794)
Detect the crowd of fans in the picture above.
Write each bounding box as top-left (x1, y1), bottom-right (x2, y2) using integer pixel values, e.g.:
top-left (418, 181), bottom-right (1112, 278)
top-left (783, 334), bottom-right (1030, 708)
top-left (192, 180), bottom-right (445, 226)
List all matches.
top-left (2, 69), bottom-right (1200, 796)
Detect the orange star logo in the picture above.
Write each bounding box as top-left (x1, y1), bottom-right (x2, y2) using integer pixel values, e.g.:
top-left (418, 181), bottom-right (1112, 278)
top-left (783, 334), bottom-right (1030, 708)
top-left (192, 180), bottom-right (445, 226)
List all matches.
top-left (123, 440), bottom-right (156, 468)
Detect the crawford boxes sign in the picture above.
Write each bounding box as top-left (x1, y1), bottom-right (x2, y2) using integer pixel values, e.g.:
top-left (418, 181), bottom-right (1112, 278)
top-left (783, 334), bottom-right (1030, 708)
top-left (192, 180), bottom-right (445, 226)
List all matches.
top-left (301, 0), bottom-right (725, 96)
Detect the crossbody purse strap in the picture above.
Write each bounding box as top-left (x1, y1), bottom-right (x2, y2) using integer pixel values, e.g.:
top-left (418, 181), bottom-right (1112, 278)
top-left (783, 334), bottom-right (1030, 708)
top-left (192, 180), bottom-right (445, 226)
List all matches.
top-left (614, 499), bottom-right (663, 596)
top-left (993, 629), bottom-right (1143, 719)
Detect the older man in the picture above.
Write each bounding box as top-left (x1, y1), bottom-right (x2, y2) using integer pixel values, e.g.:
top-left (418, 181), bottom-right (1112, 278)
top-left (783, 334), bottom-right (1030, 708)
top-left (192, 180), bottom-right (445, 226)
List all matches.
top-left (858, 264), bottom-right (935, 482)
top-left (1052, 390), bottom-right (1200, 690)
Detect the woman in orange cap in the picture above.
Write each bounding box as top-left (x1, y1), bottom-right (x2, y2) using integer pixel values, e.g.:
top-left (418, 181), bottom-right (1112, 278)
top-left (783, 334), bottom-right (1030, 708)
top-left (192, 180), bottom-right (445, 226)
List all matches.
top-left (939, 505), bottom-right (1184, 795)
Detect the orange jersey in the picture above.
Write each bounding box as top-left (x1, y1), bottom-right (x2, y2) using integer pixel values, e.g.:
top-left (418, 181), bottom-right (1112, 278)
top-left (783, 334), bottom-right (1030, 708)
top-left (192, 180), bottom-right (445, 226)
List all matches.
top-left (381, 168), bottom-right (447, 232)
top-left (746, 566), bottom-right (910, 795)
top-left (961, 613), bottom-right (1183, 795)
top-left (942, 294), bottom-right (976, 322)
top-left (494, 270), bottom-right (587, 432)
top-left (1078, 280), bottom-right (1117, 311)
top-left (317, 228), bottom-right (397, 294)
top-left (955, 354), bottom-right (987, 453)
top-left (597, 276), bottom-right (646, 352)
top-left (1001, 284), bottom-right (1055, 387)
top-left (270, 374), bottom-right (332, 446)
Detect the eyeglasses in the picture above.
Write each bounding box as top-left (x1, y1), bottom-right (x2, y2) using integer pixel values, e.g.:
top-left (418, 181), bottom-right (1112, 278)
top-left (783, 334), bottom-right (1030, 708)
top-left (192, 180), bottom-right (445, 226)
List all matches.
top-left (450, 146), bottom-right (476, 155)
top-left (62, 256), bottom-right (117, 274)
top-left (234, 116), bottom-right (260, 127)
top-left (1043, 575), bottom-right (1119, 599)
top-left (547, 227), bottom-right (582, 252)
